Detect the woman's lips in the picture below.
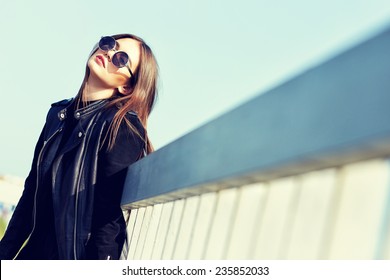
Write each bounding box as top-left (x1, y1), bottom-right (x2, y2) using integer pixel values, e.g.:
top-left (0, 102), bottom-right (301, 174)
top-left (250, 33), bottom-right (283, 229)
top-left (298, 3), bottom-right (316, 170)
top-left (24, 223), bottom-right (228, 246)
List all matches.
top-left (95, 55), bottom-right (105, 67)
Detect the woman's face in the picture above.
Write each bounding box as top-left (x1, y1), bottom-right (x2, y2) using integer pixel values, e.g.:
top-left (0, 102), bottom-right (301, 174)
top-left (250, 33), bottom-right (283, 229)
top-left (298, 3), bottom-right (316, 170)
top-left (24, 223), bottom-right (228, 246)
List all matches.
top-left (87, 38), bottom-right (141, 90)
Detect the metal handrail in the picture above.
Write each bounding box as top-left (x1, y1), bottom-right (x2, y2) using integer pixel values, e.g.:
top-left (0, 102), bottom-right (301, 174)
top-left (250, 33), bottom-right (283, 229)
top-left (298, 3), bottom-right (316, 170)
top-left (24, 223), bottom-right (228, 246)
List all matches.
top-left (121, 24), bottom-right (390, 209)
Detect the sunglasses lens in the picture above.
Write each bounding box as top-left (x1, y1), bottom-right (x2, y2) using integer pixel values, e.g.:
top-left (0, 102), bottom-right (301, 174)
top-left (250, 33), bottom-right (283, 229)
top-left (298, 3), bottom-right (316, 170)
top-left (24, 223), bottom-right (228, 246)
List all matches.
top-left (99, 36), bottom-right (116, 51)
top-left (112, 52), bottom-right (129, 68)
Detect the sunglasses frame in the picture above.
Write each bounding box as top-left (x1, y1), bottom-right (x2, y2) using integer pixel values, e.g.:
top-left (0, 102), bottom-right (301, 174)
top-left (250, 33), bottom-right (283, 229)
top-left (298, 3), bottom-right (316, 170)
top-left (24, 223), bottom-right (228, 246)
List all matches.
top-left (98, 36), bottom-right (134, 78)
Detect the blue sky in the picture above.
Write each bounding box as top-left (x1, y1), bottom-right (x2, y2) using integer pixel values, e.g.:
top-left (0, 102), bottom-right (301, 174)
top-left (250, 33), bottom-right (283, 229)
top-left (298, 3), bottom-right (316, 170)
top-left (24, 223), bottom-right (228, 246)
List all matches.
top-left (0, 0), bottom-right (389, 178)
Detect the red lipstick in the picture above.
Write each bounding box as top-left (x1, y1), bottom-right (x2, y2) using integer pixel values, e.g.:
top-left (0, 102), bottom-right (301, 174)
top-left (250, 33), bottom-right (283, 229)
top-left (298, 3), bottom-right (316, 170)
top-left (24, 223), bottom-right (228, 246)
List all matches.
top-left (95, 55), bottom-right (105, 67)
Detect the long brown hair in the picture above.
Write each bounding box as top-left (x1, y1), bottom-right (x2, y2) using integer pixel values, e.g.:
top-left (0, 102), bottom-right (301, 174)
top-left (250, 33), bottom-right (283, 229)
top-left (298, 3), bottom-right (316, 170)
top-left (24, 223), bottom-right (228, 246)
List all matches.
top-left (75, 34), bottom-right (158, 154)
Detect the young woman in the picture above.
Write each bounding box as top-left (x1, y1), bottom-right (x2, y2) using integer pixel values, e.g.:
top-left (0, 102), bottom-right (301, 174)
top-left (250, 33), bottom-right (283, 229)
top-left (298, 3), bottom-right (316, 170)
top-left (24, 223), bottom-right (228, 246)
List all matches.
top-left (0, 34), bottom-right (158, 260)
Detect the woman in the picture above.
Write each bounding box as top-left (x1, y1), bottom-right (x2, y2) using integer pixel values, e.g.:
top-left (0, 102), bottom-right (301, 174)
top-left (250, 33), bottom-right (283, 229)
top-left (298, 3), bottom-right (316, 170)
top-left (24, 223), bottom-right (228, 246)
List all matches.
top-left (0, 34), bottom-right (158, 260)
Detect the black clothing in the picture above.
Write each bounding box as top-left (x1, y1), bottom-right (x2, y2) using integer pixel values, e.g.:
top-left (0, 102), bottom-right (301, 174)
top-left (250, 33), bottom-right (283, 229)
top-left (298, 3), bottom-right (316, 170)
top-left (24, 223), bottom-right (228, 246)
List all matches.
top-left (0, 98), bottom-right (145, 260)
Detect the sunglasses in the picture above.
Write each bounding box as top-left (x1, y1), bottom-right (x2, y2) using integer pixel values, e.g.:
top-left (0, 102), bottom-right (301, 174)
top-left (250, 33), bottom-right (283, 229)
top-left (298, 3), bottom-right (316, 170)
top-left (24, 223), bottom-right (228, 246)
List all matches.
top-left (98, 36), bottom-right (134, 78)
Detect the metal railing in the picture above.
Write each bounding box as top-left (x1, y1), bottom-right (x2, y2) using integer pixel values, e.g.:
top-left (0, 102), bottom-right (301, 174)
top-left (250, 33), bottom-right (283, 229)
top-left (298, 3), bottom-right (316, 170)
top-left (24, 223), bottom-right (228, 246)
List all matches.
top-left (120, 24), bottom-right (390, 259)
top-left (122, 24), bottom-right (390, 209)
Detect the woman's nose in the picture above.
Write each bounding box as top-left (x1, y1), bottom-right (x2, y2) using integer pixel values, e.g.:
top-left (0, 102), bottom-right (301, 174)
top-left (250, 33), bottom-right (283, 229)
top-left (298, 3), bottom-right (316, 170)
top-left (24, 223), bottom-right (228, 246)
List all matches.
top-left (105, 50), bottom-right (116, 62)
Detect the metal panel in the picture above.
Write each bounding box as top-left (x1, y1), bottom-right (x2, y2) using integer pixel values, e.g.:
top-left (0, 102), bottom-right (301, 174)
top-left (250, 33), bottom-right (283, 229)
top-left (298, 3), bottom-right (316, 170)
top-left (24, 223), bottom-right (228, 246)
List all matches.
top-left (124, 208), bottom-right (138, 260)
top-left (327, 160), bottom-right (389, 259)
top-left (252, 177), bottom-right (299, 259)
top-left (226, 182), bottom-right (268, 259)
top-left (127, 208), bottom-right (146, 260)
top-left (133, 206), bottom-right (153, 259)
top-left (381, 161), bottom-right (390, 260)
top-left (150, 201), bottom-right (174, 259)
top-left (161, 199), bottom-right (185, 259)
top-left (186, 192), bottom-right (218, 259)
top-left (172, 196), bottom-right (200, 259)
top-left (203, 188), bottom-right (239, 259)
top-left (285, 169), bottom-right (337, 259)
top-left (140, 204), bottom-right (163, 259)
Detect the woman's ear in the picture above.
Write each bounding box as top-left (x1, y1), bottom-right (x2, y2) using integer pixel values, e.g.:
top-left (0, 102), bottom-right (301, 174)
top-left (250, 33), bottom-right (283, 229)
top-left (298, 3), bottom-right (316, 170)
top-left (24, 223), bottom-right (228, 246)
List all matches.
top-left (118, 85), bottom-right (132, 95)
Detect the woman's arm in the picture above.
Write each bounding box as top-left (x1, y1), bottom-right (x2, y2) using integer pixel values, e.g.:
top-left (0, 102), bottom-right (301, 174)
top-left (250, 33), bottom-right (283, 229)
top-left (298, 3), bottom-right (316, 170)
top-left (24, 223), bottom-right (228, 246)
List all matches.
top-left (86, 114), bottom-right (145, 260)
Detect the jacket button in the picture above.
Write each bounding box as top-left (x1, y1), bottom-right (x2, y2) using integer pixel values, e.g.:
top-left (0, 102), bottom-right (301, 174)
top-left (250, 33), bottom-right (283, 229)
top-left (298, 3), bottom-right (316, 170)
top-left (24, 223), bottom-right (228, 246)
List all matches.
top-left (78, 132), bottom-right (83, 138)
top-left (75, 112), bottom-right (81, 119)
top-left (58, 111), bottom-right (66, 120)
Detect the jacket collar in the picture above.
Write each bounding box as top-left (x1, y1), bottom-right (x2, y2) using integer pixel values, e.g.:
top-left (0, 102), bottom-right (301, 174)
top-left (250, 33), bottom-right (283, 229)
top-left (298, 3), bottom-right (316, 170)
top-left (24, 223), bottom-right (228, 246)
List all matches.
top-left (74, 99), bottom-right (109, 120)
top-left (58, 99), bottom-right (110, 121)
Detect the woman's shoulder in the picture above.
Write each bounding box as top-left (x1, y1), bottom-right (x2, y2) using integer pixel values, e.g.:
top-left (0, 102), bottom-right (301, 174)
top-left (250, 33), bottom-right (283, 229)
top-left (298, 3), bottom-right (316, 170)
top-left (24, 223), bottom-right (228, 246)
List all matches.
top-left (51, 98), bottom-right (74, 107)
top-left (102, 105), bottom-right (143, 126)
top-left (125, 110), bottom-right (142, 124)
top-left (125, 110), bottom-right (145, 134)
top-left (45, 98), bottom-right (74, 121)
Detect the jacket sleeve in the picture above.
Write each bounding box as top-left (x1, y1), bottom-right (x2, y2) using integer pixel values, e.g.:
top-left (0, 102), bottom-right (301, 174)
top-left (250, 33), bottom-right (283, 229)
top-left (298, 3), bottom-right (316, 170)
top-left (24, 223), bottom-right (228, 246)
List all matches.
top-left (86, 114), bottom-right (145, 260)
top-left (0, 125), bottom-right (46, 260)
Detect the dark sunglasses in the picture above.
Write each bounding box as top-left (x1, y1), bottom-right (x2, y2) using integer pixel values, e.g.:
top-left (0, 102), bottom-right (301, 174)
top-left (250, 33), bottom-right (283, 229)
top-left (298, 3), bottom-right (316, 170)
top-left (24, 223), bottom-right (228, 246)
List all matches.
top-left (98, 36), bottom-right (134, 77)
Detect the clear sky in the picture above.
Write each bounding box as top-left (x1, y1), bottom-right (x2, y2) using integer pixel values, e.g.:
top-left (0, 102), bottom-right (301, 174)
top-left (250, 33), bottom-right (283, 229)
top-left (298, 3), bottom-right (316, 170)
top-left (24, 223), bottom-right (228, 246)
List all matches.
top-left (0, 0), bottom-right (389, 178)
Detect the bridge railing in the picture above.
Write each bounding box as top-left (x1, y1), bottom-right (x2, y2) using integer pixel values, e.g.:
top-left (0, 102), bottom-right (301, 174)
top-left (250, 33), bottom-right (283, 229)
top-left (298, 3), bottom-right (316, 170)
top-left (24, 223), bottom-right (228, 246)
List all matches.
top-left (120, 25), bottom-right (390, 260)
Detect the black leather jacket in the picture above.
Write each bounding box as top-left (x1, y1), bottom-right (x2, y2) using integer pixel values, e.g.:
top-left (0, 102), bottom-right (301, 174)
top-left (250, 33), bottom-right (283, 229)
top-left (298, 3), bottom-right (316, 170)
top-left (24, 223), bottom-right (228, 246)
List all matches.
top-left (0, 98), bottom-right (145, 259)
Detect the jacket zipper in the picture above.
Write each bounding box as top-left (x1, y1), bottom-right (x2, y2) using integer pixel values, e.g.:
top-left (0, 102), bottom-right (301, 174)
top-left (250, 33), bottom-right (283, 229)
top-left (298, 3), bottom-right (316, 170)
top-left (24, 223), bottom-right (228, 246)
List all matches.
top-left (73, 193), bottom-right (78, 258)
top-left (73, 122), bottom-right (95, 260)
top-left (14, 127), bottom-right (63, 259)
top-left (73, 172), bottom-right (80, 260)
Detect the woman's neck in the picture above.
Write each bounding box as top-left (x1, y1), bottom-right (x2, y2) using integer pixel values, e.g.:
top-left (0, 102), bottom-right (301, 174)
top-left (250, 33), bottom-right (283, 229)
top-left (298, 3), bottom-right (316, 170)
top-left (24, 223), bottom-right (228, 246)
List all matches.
top-left (82, 79), bottom-right (116, 102)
